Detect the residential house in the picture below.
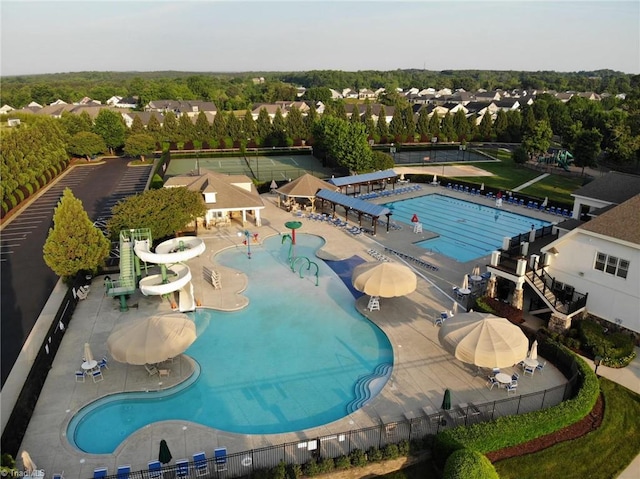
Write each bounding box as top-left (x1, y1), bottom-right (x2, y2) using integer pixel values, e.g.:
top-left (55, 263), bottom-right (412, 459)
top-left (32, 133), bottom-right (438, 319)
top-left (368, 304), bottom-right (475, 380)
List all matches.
top-left (146, 100), bottom-right (217, 118)
top-left (328, 89), bottom-right (343, 99)
top-left (358, 88), bottom-right (377, 100)
top-left (555, 92), bottom-right (574, 103)
top-left (114, 97), bottom-right (138, 109)
top-left (0, 105), bottom-right (16, 114)
top-left (163, 170), bottom-right (265, 227)
top-left (449, 91), bottom-right (473, 105)
top-left (494, 99), bottom-right (520, 112)
top-left (121, 111), bottom-right (164, 129)
top-left (342, 88), bottom-right (359, 99)
top-left (441, 102), bottom-right (468, 115)
top-left (474, 91), bottom-right (502, 102)
top-left (577, 92), bottom-right (601, 101)
top-left (435, 88), bottom-right (452, 97)
top-left (569, 171), bottom-right (640, 221)
top-left (106, 96), bottom-right (123, 106)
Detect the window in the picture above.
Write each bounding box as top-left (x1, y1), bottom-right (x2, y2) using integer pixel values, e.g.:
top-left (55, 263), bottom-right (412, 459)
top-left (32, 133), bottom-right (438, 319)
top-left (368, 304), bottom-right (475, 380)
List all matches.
top-left (594, 252), bottom-right (629, 279)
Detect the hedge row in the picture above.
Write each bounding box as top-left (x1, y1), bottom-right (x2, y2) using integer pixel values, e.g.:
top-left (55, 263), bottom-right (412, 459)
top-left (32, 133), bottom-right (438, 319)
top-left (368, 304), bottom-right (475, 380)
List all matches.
top-left (1, 161), bottom-right (68, 219)
top-left (443, 448), bottom-right (499, 479)
top-left (433, 340), bottom-right (599, 469)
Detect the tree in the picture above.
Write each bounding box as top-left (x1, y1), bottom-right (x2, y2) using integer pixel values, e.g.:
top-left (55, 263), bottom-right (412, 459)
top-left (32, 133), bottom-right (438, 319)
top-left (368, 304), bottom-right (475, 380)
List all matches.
top-left (60, 111), bottom-right (92, 137)
top-left (349, 104), bottom-right (361, 125)
top-left (93, 109), bottom-right (126, 154)
top-left (130, 115), bottom-right (146, 135)
top-left (363, 102), bottom-right (376, 138)
top-left (493, 109), bottom-right (509, 141)
top-left (212, 110), bottom-right (227, 139)
top-left (107, 187), bottom-right (206, 241)
top-left (43, 188), bottom-right (111, 280)
top-left (124, 133), bottom-right (156, 161)
top-left (285, 106), bottom-right (305, 141)
top-left (376, 106), bottom-right (389, 141)
top-left (243, 110), bottom-right (257, 141)
top-left (522, 120), bottom-right (553, 157)
top-left (512, 146), bottom-right (529, 165)
top-left (416, 108), bottom-right (430, 140)
top-left (312, 116), bottom-right (372, 172)
top-left (256, 107), bottom-right (272, 141)
top-left (388, 107), bottom-right (405, 141)
top-left (440, 112), bottom-right (456, 142)
top-left (371, 150), bottom-right (395, 171)
top-left (428, 113), bottom-right (441, 140)
top-left (68, 132), bottom-right (107, 160)
top-left (226, 112), bottom-right (242, 143)
top-left (573, 128), bottom-right (603, 169)
top-left (452, 109), bottom-right (469, 141)
top-left (161, 111), bottom-right (179, 143)
top-left (521, 106), bottom-right (537, 137)
top-left (272, 107), bottom-right (286, 135)
top-left (194, 111), bottom-right (211, 142)
top-left (147, 114), bottom-right (162, 143)
top-left (478, 112), bottom-right (493, 141)
top-left (403, 106), bottom-right (416, 142)
top-left (178, 114), bottom-right (195, 142)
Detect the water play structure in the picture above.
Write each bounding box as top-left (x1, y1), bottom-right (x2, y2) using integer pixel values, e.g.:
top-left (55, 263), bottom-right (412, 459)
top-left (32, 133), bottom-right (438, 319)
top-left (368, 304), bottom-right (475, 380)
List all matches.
top-left (106, 229), bottom-right (206, 312)
top-left (282, 221), bottom-right (319, 286)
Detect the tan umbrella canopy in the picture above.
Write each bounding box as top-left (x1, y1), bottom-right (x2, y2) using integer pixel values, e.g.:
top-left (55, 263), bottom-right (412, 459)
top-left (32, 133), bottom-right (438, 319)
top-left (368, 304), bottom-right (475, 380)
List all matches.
top-left (107, 312), bottom-right (196, 365)
top-left (275, 174), bottom-right (338, 211)
top-left (352, 262), bottom-right (417, 298)
top-left (438, 312), bottom-right (529, 368)
top-left (21, 451), bottom-right (37, 474)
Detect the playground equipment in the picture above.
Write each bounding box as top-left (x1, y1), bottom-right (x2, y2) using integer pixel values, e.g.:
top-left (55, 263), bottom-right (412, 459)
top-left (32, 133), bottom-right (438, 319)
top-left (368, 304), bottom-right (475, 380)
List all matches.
top-left (281, 221), bottom-right (319, 286)
top-left (106, 228), bottom-right (206, 312)
top-left (537, 149), bottom-right (574, 172)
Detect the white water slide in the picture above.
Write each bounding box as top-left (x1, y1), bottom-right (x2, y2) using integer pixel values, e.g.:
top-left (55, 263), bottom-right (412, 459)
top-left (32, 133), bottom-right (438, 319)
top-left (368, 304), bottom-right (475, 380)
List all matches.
top-left (134, 237), bottom-right (206, 312)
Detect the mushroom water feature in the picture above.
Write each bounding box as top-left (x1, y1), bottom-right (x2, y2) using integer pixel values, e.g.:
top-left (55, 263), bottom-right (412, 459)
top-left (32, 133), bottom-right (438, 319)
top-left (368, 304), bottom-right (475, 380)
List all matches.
top-left (283, 221), bottom-right (303, 263)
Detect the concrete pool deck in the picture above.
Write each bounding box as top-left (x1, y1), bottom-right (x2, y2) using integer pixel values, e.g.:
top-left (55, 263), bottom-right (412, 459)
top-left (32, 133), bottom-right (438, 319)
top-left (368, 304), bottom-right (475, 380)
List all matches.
top-left (18, 186), bottom-right (575, 476)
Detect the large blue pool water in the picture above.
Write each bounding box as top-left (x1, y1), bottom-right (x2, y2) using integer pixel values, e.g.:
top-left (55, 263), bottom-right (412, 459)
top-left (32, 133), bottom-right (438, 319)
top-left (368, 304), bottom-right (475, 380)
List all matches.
top-left (68, 234), bottom-right (393, 454)
top-left (386, 194), bottom-right (551, 262)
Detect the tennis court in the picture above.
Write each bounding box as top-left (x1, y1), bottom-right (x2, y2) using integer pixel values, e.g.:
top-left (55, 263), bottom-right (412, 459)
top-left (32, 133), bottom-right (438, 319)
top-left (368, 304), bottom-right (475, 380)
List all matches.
top-left (392, 148), bottom-right (492, 165)
top-left (165, 155), bottom-right (336, 182)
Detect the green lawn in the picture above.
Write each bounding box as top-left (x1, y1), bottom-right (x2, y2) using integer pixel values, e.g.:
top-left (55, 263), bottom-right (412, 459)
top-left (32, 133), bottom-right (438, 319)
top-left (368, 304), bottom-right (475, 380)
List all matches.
top-left (494, 378), bottom-right (640, 479)
top-left (449, 149), bottom-right (585, 205)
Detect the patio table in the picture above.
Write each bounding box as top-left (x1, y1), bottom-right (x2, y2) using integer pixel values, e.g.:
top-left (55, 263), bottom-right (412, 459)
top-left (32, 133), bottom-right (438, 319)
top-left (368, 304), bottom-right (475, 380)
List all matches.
top-left (81, 360), bottom-right (98, 372)
top-left (495, 373), bottom-right (512, 387)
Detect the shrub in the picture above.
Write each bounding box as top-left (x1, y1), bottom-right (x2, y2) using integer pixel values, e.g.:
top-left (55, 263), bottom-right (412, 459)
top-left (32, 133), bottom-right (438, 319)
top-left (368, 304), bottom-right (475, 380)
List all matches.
top-left (382, 443), bottom-right (400, 460)
top-left (302, 459), bottom-right (320, 477)
top-left (318, 457), bottom-right (334, 473)
top-left (285, 463), bottom-right (302, 479)
top-left (271, 461), bottom-right (286, 479)
top-left (367, 446), bottom-right (383, 463)
top-left (150, 174), bottom-right (164, 190)
top-left (334, 455), bottom-right (351, 470)
top-left (1, 202), bottom-right (8, 218)
top-left (398, 439), bottom-right (411, 456)
top-left (15, 189), bottom-right (24, 203)
top-left (474, 296), bottom-right (496, 314)
top-left (7, 194), bottom-right (18, 209)
top-left (39, 175), bottom-right (47, 186)
top-left (443, 448), bottom-right (499, 479)
top-left (25, 184), bottom-right (34, 196)
top-left (578, 318), bottom-right (635, 366)
top-left (349, 448), bottom-right (367, 467)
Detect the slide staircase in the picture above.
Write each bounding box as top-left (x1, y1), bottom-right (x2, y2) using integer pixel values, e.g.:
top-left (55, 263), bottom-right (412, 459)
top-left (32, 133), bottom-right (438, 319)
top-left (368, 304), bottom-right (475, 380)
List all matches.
top-left (105, 230), bottom-right (142, 311)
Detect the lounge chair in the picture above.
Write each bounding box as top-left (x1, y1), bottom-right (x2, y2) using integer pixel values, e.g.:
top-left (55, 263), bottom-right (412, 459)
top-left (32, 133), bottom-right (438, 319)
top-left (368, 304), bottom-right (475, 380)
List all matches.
top-left (193, 452), bottom-right (209, 476)
top-left (75, 370), bottom-right (85, 382)
top-left (98, 356), bottom-right (109, 369)
top-left (486, 376), bottom-right (498, 390)
top-left (148, 461), bottom-right (163, 479)
top-left (523, 365), bottom-right (536, 377)
top-left (506, 383), bottom-right (518, 395)
top-left (536, 361), bottom-right (547, 373)
top-left (214, 447), bottom-right (228, 472)
top-left (52, 473), bottom-right (64, 479)
top-left (117, 465), bottom-right (130, 479)
top-left (175, 459), bottom-right (189, 479)
top-left (145, 364), bottom-right (159, 376)
top-left (93, 468), bottom-right (107, 479)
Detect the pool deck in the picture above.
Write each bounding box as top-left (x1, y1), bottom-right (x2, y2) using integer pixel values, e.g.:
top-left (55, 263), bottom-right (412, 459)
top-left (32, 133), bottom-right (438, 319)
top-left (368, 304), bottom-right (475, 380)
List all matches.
top-left (16, 186), bottom-right (592, 476)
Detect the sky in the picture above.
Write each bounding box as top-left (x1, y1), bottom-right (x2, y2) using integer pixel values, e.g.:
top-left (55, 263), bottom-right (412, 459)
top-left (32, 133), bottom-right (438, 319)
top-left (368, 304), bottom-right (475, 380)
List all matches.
top-left (1, 1), bottom-right (639, 76)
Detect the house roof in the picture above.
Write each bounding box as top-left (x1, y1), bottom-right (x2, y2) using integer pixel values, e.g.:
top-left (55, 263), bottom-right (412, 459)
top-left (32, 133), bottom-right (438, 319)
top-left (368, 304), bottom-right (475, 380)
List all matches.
top-left (572, 172), bottom-right (640, 205)
top-left (275, 174), bottom-right (338, 198)
top-left (164, 170), bottom-right (264, 210)
top-left (579, 194), bottom-right (640, 245)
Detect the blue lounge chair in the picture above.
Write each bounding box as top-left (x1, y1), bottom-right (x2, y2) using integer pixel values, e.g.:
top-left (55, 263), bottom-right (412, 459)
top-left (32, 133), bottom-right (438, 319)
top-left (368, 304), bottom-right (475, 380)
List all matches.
top-left (193, 452), bottom-right (209, 476)
top-left (98, 356), bottom-right (109, 369)
top-left (148, 461), bottom-right (163, 479)
top-left (117, 465), bottom-right (131, 479)
top-left (93, 468), bottom-right (107, 479)
top-left (75, 370), bottom-right (85, 382)
top-left (214, 447), bottom-right (228, 472)
top-left (175, 459), bottom-right (189, 478)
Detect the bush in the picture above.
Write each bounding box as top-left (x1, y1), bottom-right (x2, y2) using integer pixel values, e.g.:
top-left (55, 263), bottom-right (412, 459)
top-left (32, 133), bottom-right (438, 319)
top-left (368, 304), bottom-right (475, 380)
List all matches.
top-left (285, 463), bottom-right (302, 479)
top-left (382, 443), bottom-right (400, 460)
top-left (398, 439), bottom-right (411, 456)
top-left (25, 184), bottom-right (34, 196)
top-left (443, 448), bottom-right (499, 479)
top-left (15, 189), bottom-right (24, 203)
top-left (302, 459), bottom-right (320, 477)
top-left (318, 457), bottom-right (334, 473)
top-left (334, 455), bottom-right (351, 470)
top-left (271, 461), bottom-right (286, 479)
top-left (150, 174), bottom-right (164, 190)
top-left (7, 193), bottom-right (18, 209)
top-left (578, 318), bottom-right (636, 366)
top-left (349, 448), bottom-right (367, 467)
top-left (367, 446), bottom-right (383, 462)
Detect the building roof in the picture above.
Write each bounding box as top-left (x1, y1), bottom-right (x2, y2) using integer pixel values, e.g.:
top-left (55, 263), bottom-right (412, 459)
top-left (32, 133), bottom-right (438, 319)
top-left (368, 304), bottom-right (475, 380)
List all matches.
top-left (328, 170), bottom-right (397, 188)
top-left (316, 189), bottom-right (391, 218)
top-left (275, 174), bottom-right (338, 198)
top-left (572, 172), bottom-right (640, 205)
top-left (579, 194), bottom-right (640, 245)
top-left (164, 170), bottom-right (264, 210)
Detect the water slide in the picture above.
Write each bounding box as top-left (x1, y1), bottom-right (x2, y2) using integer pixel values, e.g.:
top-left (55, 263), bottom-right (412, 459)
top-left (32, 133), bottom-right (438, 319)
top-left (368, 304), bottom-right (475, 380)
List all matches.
top-left (134, 237), bottom-right (206, 312)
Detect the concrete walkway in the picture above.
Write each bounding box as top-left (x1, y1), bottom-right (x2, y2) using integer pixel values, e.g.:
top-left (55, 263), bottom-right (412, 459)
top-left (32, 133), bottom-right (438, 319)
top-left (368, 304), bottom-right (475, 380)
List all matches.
top-left (512, 173), bottom-right (550, 192)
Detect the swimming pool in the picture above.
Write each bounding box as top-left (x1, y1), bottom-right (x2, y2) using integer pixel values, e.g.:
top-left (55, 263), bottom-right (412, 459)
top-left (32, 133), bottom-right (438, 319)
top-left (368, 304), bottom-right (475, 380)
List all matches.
top-left (386, 194), bottom-right (551, 262)
top-left (68, 234), bottom-right (393, 454)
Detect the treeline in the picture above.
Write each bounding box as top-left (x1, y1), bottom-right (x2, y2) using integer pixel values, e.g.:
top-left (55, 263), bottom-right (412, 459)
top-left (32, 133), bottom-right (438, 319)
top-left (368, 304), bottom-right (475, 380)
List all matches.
top-left (1, 69), bottom-right (638, 110)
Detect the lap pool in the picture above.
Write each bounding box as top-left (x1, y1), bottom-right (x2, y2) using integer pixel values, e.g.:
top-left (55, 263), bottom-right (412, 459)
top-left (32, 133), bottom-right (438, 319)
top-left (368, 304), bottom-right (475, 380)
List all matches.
top-left (68, 234), bottom-right (393, 454)
top-left (386, 194), bottom-right (552, 262)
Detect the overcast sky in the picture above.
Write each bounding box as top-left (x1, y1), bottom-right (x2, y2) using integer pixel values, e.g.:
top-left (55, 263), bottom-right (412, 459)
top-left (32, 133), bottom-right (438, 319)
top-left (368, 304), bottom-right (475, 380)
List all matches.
top-left (1, 1), bottom-right (638, 76)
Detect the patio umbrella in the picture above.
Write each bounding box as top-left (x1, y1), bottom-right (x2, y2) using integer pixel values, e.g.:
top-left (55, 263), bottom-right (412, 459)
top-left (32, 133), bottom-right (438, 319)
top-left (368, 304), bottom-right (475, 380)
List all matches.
top-left (438, 312), bottom-right (529, 369)
top-left (471, 265), bottom-right (481, 277)
top-left (529, 340), bottom-right (538, 360)
top-left (21, 451), bottom-right (37, 474)
top-left (83, 342), bottom-right (94, 363)
top-left (451, 299), bottom-right (458, 316)
top-left (352, 262), bottom-right (417, 298)
top-left (107, 312), bottom-right (196, 365)
top-left (480, 183), bottom-right (485, 191)
top-left (411, 213), bottom-right (419, 223)
top-left (400, 173), bottom-right (405, 180)
top-left (441, 389), bottom-right (451, 410)
top-left (541, 197), bottom-right (548, 208)
top-left (270, 180), bottom-right (278, 190)
top-left (159, 439), bottom-right (173, 464)
top-left (432, 174), bottom-right (438, 183)
top-left (461, 274), bottom-right (469, 290)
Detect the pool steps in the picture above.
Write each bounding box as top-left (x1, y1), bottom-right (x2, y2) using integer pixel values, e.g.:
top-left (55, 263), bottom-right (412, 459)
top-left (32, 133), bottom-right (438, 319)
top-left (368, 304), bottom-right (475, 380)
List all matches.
top-left (346, 362), bottom-right (393, 414)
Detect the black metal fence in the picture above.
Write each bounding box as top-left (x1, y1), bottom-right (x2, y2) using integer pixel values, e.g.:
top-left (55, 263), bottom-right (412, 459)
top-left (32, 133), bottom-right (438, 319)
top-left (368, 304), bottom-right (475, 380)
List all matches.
top-left (94, 358), bottom-right (578, 479)
top-left (1, 274), bottom-right (89, 456)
